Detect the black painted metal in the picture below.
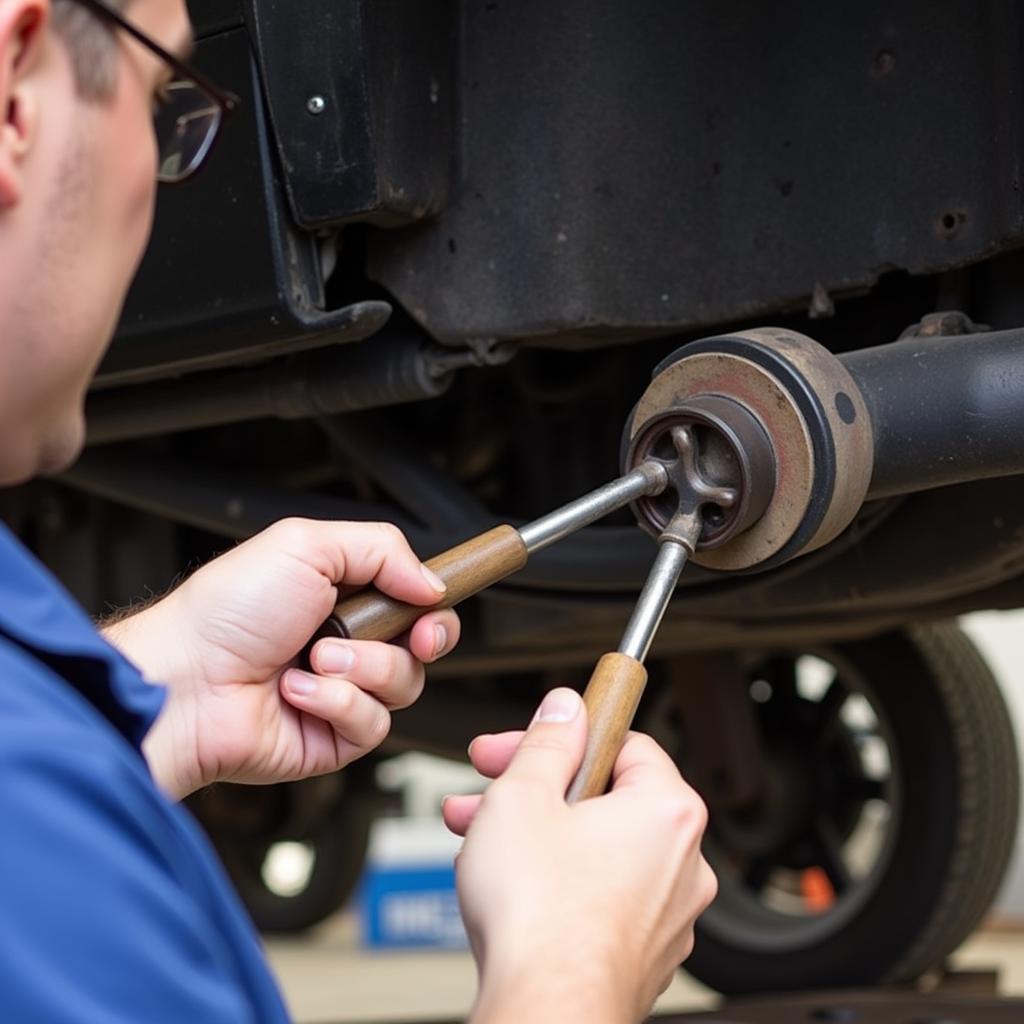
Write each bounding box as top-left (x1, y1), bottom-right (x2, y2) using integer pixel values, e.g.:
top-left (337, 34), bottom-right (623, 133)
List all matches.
top-left (245, 0), bottom-right (456, 229)
top-left (370, 0), bottom-right (1024, 347)
top-left (844, 329), bottom-right (1024, 498)
top-left (98, 27), bottom-right (390, 389)
top-left (187, 0), bottom-right (242, 38)
top-left (60, 448), bottom-right (661, 593)
top-left (86, 335), bottom-right (453, 446)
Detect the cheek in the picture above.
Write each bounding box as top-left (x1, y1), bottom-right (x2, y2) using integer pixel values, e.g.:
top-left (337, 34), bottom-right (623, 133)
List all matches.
top-left (104, 93), bottom-right (159, 254)
top-left (123, 131), bottom-right (159, 249)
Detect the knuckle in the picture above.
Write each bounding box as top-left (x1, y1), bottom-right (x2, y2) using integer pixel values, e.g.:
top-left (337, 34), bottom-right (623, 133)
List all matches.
top-left (700, 861), bottom-right (719, 907)
top-left (664, 789), bottom-right (709, 834)
top-left (518, 734), bottom-right (572, 757)
top-left (401, 664), bottom-right (426, 708)
top-left (375, 641), bottom-right (402, 681)
top-left (373, 521), bottom-right (406, 549)
top-left (329, 681), bottom-right (357, 718)
top-left (271, 517), bottom-right (313, 550)
top-left (366, 707), bottom-right (392, 748)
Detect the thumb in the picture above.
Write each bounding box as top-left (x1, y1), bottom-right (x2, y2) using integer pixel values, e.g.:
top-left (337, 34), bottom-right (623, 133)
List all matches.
top-left (500, 688), bottom-right (588, 797)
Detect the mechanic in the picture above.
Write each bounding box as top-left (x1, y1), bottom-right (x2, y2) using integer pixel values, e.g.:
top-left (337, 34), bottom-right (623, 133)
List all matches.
top-left (0, 1), bottom-right (717, 1021)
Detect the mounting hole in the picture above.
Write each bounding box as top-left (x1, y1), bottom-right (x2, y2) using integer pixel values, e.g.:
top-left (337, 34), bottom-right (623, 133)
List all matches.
top-left (937, 210), bottom-right (967, 239)
top-left (834, 392), bottom-right (856, 424)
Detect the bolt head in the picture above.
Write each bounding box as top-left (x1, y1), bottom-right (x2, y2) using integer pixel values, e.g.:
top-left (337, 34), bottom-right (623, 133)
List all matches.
top-left (306, 95), bottom-right (326, 115)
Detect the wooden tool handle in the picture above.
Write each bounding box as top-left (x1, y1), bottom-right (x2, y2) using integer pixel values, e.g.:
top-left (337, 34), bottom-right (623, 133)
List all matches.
top-left (324, 525), bottom-right (528, 643)
top-left (566, 652), bottom-right (649, 803)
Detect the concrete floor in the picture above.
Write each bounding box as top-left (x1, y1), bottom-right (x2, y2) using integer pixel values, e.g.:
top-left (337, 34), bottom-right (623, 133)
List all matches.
top-left (264, 915), bottom-right (1024, 1024)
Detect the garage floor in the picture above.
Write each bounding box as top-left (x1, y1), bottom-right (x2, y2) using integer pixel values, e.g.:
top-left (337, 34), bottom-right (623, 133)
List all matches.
top-left (264, 916), bottom-right (1024, 1024)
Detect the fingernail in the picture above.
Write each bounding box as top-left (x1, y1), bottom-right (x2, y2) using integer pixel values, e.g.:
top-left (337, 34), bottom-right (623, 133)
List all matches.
top-left (421, 564), bottom-right (447, 593)
top-left (318, 642), bottom-right (356, 674)
top-left (535, 688), bottom-right (581, 723)
top-left (286, 671), bottom-right (318, 697)
top-left (433, 623), bottom-right (448, 658)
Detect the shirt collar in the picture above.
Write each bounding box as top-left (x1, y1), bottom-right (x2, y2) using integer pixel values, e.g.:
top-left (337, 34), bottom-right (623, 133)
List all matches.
top-left (0, 522), bottom-right (165, 749)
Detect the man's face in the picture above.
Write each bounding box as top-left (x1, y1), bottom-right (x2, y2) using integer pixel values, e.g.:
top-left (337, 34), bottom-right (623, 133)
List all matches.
top-left (0, 0), bottom-right (192, 484)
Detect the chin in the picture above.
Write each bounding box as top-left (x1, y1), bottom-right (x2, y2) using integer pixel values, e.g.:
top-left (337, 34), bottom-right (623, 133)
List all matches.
top-left (35, 421), bottom-right (87, 478)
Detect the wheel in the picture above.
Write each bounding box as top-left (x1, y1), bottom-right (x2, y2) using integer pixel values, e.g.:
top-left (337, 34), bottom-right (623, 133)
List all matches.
top-left (652, 624), bottom-right (1020, 995)
top-left (189, 774), bottom-right (375, 934)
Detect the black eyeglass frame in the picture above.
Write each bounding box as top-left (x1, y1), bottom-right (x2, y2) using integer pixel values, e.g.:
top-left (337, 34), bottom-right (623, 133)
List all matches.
top-left (66, 0), bottom-right (239, 179)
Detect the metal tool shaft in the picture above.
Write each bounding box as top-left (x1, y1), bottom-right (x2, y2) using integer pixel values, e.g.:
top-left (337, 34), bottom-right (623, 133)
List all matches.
top-left (617, 538), bottom-right (691, 661)
top-left (518, 462), bottom-right (667, 554)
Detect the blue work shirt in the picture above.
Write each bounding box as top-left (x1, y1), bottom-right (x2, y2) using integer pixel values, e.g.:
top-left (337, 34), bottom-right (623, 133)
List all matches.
top-left (0, 524), bottom-right (291, 1023)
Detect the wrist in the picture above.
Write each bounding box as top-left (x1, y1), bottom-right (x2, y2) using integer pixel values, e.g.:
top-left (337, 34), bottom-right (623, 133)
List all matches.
top-left (472, 942), bottom-right (636, 1024)
top-left (100, 590), bottom-right (195, 689)
top-left (102, 592), bottom-right (204, 801)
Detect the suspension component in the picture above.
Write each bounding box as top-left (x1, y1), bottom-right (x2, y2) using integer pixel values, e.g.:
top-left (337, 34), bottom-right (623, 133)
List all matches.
top-left (623, 328), bottom-right (874, 571)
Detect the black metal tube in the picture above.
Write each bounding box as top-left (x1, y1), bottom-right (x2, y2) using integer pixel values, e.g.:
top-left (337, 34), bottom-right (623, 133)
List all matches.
top-left (60, 448), bottom-right (664, 591)
top-left (842, 328), bottom-right (1024, 499)
top-left (316, 413), bottom-right (489, 531)
top-left (85, 335), bottom-right (453, 446)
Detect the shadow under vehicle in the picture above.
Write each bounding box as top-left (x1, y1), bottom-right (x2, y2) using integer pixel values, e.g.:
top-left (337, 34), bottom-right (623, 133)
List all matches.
top-left (8, 0), bottom-right (1024, 997)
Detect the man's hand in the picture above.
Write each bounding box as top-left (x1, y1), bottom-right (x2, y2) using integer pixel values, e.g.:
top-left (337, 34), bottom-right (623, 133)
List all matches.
top-left (104, 518), bottom-right (460, 800)
top-left (444, 689), bottom-right (717, 1024)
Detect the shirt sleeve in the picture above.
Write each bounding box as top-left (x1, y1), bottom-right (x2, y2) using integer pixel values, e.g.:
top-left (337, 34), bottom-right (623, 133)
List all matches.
top-left (0, 724), bottom-right (266, 1023)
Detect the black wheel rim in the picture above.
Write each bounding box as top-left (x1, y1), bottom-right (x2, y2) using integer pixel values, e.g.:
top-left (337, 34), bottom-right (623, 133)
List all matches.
top-left (669, 648), bottom-right (904, 953)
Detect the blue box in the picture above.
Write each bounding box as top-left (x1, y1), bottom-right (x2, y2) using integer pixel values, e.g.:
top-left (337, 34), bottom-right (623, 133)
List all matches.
top-left (359, 863), bottom-right (467, 949)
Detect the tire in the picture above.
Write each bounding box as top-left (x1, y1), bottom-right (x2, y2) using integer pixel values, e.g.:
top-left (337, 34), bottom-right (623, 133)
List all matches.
top-left (191, 776), bottom-right (374, 934)
top-left (676, 623), bottom-right (1020, 995)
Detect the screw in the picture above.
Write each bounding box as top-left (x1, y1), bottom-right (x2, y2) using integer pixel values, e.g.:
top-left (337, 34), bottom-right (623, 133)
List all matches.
top-left (306, 95), bottom-right (326, 115)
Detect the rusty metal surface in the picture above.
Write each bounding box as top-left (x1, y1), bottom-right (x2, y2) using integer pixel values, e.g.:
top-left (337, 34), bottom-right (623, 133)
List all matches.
top-left (628, 351), bottom-right (813, 571)
top-left (733, 330), bottom-right (874, 558)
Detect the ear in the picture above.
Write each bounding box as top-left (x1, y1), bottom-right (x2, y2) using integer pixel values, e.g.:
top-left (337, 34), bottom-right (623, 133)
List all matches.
top-left (0, 0), bottom-right (48, 208)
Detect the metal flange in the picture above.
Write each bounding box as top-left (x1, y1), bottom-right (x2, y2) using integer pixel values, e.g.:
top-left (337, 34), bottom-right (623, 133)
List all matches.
top-left (627, 394), bottom-right (776, 551)
top-left (624, 328), bottom-right (874, 571)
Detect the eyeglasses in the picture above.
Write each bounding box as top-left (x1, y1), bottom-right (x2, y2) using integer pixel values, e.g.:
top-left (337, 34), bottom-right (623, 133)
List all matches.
top-left (67, 0), bottom-right (239, 183)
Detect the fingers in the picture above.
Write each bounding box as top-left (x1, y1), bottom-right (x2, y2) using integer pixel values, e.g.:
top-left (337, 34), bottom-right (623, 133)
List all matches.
top-left (406, 609), bottom-right (461, 664)
top-left (610, 731), bottom-right (689, 793)
top-left (442, 793), bottom-right (482, 836)
top-left (467, 730), bottom-right (526, 778)
top-left (280, 669), bottom-right (391, 752)
top-left (271, 518), bottom-right (447, 605)
top-left (469, 727), bottom-right (691, 808)
top-left (309, 635), bottom-right (438, 710)
top-left (492, 689), bottom-right (588, 796)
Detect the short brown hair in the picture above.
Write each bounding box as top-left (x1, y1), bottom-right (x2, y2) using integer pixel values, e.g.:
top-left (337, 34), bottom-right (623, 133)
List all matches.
top-left (50, 0), bottom-right (130, 100)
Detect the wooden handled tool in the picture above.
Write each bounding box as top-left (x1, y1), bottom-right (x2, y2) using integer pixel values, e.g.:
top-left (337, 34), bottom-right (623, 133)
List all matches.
top-left (315, 461), bottom-right (668, 643)
top-left (324, 525), bottom-right (527, 642)
top-left (566, 511), bottom-right (702, 803)
top-left (565, 422), bottom-right (743, 801)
